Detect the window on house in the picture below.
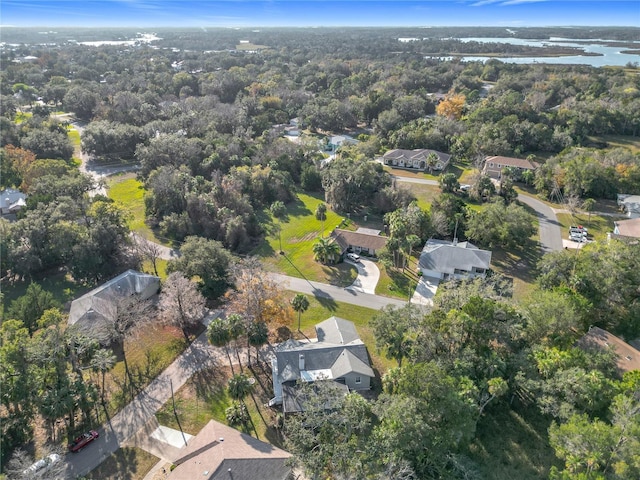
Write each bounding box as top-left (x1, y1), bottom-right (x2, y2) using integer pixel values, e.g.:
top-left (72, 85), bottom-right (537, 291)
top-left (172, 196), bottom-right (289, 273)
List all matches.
top-left (489, 163), bottom-right (494, 167)
top-left (355, 376), bottom-right (361, 384)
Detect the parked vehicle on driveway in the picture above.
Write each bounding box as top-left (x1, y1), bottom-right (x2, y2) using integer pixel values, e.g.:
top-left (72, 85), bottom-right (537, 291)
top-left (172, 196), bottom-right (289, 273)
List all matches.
top-left (69, 430), bottom-right (99, 452)
top-left (346, 253), bottom-right (361, 262)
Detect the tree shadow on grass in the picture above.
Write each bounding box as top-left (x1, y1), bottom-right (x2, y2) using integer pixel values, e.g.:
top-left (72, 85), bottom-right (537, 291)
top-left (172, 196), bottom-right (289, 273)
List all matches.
top-left (321, 263), bottom-right (357, 287)
top-left (312, 289), bottom-right (338, 312)
top-left (287, 196), bottom-right (313, 218)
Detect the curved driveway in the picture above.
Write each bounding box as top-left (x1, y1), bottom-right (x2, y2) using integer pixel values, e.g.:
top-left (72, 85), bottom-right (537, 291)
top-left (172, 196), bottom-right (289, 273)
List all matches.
top-left (345, 258), bottom-right (380, 294)
top-left (393, 174), bottom-right (563, 254)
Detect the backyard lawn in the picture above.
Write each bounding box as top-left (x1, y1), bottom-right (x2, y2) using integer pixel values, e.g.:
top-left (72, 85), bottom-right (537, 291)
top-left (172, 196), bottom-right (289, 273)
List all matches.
top-left (555, 212), bottom-right (615, 242)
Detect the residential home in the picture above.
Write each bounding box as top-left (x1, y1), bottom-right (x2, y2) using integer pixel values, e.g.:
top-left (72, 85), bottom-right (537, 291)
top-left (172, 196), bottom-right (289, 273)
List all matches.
top-left (327, 134), bottom-right (358, 152)
top-left (483, 156), bottom-right (539, 180)
top-left (383, 148), bottom-right (451, 172)
top-left (169, 420), bottom-right (292, 480)
top-left (0, 188), bottom-right (27, 215)
top-left (270, 317), bottom-right (374, 414)
top-left (578, 326), bottom-right (640, 376)
top-left (611, 217), bottom-right (640, 242)
top-left (330, 228), bottom-right (388, 258)
top-left (419, 239), bottom-right (492, 281)
top-left (68, 269), bottom-right (160, 342)
top-left (617, 194), bottom-right (640, 218)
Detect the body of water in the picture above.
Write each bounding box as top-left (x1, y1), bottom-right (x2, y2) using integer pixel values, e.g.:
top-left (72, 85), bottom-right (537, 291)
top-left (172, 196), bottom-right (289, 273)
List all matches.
top-left (446, 36), bottom-right (640, 67)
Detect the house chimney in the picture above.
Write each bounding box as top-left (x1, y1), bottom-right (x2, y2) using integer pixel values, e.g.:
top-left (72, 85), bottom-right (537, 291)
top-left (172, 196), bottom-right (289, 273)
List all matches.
top-left (299, 354), bottom-right (305, 370)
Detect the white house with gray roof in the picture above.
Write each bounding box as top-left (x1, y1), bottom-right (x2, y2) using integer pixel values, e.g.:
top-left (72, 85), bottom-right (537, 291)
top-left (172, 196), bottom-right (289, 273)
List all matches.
top-left (419, 239), bottom-right (492, 281)
top-left (270, 317), bottom-right (374, 413)
top-left (383, 148), bottom-right (451, 172)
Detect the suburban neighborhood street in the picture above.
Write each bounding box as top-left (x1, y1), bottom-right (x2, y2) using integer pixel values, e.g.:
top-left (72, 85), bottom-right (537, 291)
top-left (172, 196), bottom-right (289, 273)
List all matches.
top-left (516, 193), bottom-right (564, 252)
top-left (392, 174), bottom-right (564, 253)
top-left (62, 312), bottom-right (223, 479)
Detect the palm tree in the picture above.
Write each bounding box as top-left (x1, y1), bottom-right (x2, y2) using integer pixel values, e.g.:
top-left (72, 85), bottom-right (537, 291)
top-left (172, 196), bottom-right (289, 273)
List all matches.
top-left (291, 294), bottom-right (310, 331)
top-left (247, 321), bottom-right (269, 364)
top-left (426, 152), bottom-right (440, 174)
top-left (228, 374), bottom-right (254, 407)
top-left (227, 313), bottom-right (246, 372)
top-left (312, 237), bottom-right (341, 264)
top-left (315, 203), bottom-right (327, 237)
top-left (207, 318), bottom-right (234, 374)
top-left (90, 348), bottom-right (116, 406)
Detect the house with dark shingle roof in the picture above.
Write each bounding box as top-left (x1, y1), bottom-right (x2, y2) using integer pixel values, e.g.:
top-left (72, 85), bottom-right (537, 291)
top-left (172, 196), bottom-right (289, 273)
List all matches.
top-left (270, 317), bottom-right (374, 414)
top-left (483, 155), bottom-right (539, 180)
top-left (168, 420), bottom-right (292, 480)
top-left (383, 148), bottom-right (451, 172)
top-left (330, 228), bottom-right (388, 257)
top-left (419, 239), bottom-right (492, 281)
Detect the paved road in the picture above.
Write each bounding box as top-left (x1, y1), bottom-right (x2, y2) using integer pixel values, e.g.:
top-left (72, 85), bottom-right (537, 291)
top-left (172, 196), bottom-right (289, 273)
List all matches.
top-left (392, 174), bottom-right (564, 254)
top-left (63, 312), bottom-right (223, 479)
top-left (270, 273), bottom-right (407, 309)
top-left (131, 233), bottom-right (180, 260)
top-left (517, 194), bottom-right (563, 252)
top-left (393, 175), bottom-right (438, 186)
top-left (70, 119), bottom-right (140, 197)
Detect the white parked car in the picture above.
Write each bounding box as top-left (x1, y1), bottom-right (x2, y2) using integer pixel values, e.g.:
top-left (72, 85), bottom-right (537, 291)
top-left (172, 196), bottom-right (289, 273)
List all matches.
top-left (23, 453), bottom-right (61, 476)
top-left (346, 253), bottom-right (361, 262)
top-left (569, 233), bottom-right (587, 243)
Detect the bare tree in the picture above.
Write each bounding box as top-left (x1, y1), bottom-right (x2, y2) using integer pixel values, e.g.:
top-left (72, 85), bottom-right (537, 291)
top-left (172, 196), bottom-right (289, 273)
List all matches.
top-left (132, 234), bottom-right (163, 276)
top-left (226, 257), bottom-right (294, 330)
top-left (159, 272), bottom-right (206, 343)
top-left (94, 294), bottom-right (153, 398)
top-left (5, 447), bottom-right (66, 480)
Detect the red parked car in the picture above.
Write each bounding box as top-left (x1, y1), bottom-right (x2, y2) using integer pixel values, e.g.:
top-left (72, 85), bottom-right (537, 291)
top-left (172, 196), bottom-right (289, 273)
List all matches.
top-left (69, 430), bottom-right (99, 452)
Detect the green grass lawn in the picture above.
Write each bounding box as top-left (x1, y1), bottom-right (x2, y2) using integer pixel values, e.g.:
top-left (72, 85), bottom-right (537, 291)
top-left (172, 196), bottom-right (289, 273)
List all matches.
top-left (107, 174), bottom-right (169, 246)
top-left (556, 212), bottom-right (614, 242)
top-left (587, 134), bottom-right (640, 154)
top-left (85, 447), bottom-right (159, 480)
top-left (253, 193), bottom-right (358, 287)
top-left (466, 405), bottom-right (561, 480)
top-left (404, 183), bottom-right (440, 210)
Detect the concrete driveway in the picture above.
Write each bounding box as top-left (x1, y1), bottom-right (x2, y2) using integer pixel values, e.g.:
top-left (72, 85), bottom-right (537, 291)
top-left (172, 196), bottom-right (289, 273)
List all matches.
top-left (344, 258), bottom-right (380, 295)
top-left (411, 276), bottom-right (439, 306)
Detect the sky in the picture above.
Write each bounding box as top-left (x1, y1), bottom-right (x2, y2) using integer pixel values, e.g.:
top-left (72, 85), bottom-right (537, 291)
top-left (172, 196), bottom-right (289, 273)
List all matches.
top-left (1, 0), bottom-right (639, 28)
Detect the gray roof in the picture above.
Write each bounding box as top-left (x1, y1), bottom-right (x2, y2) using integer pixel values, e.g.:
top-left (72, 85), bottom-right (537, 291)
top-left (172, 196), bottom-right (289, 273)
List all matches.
top-left (273, 318), bottom-right (373, 388)
top-left (315, 316), bottom-right (360, 345)
top-left (68, 269), bottom-right (160, 328)
top-left (618, 194), bottom-right (640, 213)
top-left (419, 239), bottom-right (492, 275)
top-left (383, 148), bottom-right (451, 166)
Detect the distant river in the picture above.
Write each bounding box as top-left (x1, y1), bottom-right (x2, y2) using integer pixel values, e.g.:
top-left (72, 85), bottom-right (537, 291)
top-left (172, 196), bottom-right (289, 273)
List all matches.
top-left (430, 37), bottom-right (640, 67)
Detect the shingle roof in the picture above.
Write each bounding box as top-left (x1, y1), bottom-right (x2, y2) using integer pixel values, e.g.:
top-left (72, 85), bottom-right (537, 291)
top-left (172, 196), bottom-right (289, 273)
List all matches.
top-left (618, 194), bottom-right (640, 214)
top-left (419, 239), bottom-right (492, 275)
top-left (315, 316), bottom-right (360, 345)
top-left (330, 229), bottom-right (388, 253)
top-left (170, 420), bottom-right (291, 480)
top-left (578, 327), bottom-right (640, 375)
top-left (614, 218), bottom-right (640, 238)
top-left (331, 350), bottom-right (374, 378)
top-left (383, 149), bottom-right (451, 166)
top-left (273, 318), bottom-right (373, 390)
top-left (484, 156), bottom-right (539, 170)
top-left (68, 270), bottom-right (160, 339)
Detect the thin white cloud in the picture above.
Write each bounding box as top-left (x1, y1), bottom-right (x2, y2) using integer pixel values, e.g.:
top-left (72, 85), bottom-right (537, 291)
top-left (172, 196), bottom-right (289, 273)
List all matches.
top-left (501, 0), bottom-right (547, 5)
top-left (470, 0), bottom-right (503, 7)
